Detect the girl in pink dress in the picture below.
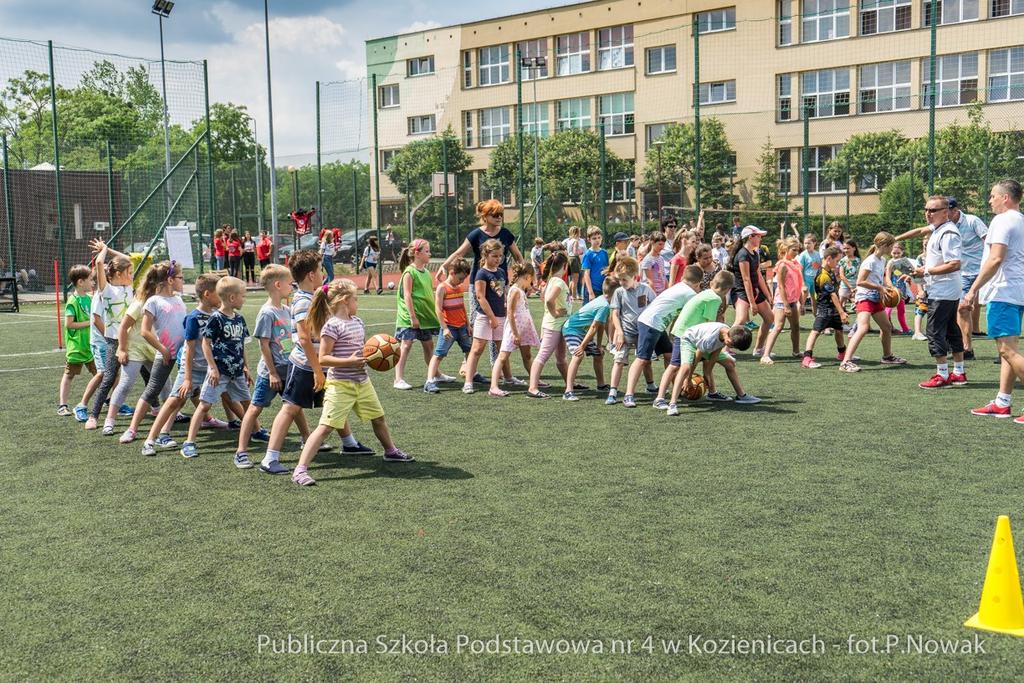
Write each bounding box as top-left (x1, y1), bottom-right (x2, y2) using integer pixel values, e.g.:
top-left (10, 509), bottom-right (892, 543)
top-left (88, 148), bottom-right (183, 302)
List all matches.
top-left (489, 262), bottom-right (541, 397)
top-left (760, 237), bottom-right (805, 365)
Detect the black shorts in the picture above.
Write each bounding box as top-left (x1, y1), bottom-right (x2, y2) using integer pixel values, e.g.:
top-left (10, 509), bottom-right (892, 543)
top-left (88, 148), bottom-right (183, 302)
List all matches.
top-left (813, 313), bottom-right (844, 332)
top-left (732, 289), bottom-right (767, 306)
top-left (568, 255), bottom-right (581, 276)
top-left (281, 364), bottom-right (324, 410)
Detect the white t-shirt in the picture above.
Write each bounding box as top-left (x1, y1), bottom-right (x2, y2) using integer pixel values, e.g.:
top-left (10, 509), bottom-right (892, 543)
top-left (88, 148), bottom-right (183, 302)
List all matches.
top-left (854, 253), bottom-right (886, 303)
top-left (924, 221), bottom-right (962, 301)
top-left (99, 282), bottom-right (131, 340)
top-left (980, 209), bottom-right (1024, 306)
top-left (90, 291), bottom-right (104, 341)
top-left (682, 321), bottom-right (728, 355)
top-left (362, 246), bottom-right (379, 264)
top-left (712, 246), bottom-right (729, 266)
top-left (637, 282), bottom-right (696, 331)
top-left (562, 237), bottom-right (585, 258)
top-left (142, 293), bottom-right (187, 355)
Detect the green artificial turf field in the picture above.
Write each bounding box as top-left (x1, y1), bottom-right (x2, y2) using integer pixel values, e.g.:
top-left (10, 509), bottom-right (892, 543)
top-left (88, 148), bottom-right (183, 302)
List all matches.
top-left (1, 294), bottom-right (1023, 680)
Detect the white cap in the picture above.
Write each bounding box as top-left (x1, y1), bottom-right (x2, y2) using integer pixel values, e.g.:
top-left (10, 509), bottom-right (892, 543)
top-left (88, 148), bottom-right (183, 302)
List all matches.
top-left (740, 226), bottom-right (767, 239)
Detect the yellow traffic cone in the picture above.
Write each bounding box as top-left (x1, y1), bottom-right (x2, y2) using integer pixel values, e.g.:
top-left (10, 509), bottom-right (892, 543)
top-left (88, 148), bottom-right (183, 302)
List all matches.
top-left (965, 515), bottom-right (1024, 637)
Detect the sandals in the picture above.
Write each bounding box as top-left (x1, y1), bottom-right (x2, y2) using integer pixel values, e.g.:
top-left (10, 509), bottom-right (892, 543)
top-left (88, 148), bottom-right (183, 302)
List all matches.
top-left (526, 390), bottom-right (549, 399)
top-left (292, 470), bottom-right (316, 486)
top-left (488, 389), bottom-right (510, 398)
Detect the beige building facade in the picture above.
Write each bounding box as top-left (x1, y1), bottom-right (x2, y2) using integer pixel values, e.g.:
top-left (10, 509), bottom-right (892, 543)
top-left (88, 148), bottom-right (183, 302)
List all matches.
top-left (366, 0), bottom-right (1024, 227)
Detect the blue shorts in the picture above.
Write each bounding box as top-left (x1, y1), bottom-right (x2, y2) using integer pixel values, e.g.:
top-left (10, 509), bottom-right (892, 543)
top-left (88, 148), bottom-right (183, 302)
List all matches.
top-left (987, 301), bottom-right (1024, 339)
top-left (395, 327), bottom-right (439, 342)
top-left (669, 336), bottom-right (682, 367)
top-left (252, 364), bottom-right (289, 408)
top-left (434, 325), bottom-right (472, 358)
top-left (281, 363), bottom-right (324, 410)
top-left (636, 321), bottom-right (672, 361)
top-left (199, 374), bottom-right (250, 405)
top-left (91, 340), bottom-right (109, 372)
top-left (962, 273), bottom-right (978, 295)
top-left (170, 364), bottom-right (205, 400)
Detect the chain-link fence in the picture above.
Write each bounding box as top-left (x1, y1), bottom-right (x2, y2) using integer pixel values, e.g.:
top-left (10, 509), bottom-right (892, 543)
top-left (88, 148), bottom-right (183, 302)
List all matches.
top-left (0, 35), bottom-right (213, 293)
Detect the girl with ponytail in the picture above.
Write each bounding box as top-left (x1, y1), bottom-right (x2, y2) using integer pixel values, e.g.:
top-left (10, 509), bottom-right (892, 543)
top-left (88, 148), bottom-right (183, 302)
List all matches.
top-left (393, 239), bottom-right (440, 390)
top-left (840, 232), bottom-right (907, 372)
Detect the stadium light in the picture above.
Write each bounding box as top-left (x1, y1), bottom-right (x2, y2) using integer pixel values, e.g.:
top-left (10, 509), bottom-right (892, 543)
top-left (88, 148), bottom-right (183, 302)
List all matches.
top-left (151, 1), bottom-right (174, 18)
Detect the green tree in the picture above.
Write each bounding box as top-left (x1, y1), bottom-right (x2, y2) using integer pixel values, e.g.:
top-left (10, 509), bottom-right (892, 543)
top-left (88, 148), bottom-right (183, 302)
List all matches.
top-left (823, 130), bottom-right (910, 191)
top-left (0, 70), bottom-right (57, 168)
top-left (641, 117), bottom-right (736, 209)
top-left (539, 128), bottom-right (625, 223)
top-left (484, 132), bottom-right (539, 204)
top-left (878, 172), bottom-right (926, 231)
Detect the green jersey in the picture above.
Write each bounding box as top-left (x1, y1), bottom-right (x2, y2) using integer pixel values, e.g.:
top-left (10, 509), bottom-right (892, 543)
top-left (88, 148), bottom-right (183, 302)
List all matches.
top-left (396, 265), bottom-right (440, 329)
top-left (671, 289), bottom-right (722, 338)
top-left (65, 293), bottom-right (94, 363)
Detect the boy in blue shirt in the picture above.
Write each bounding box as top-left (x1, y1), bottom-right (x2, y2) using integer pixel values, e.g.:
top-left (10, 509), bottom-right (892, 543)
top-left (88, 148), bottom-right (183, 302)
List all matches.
top-left (580, 226), bottom-right (609, 304)
top-left (562, 276), bottom-right (621, 401)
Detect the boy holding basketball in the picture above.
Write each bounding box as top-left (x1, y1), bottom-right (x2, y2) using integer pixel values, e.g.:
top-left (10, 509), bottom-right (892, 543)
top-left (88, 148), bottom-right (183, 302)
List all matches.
top-left (261, 250), bottom-right (372, 475)
top-left (666, 322), bottom-right (758, 416)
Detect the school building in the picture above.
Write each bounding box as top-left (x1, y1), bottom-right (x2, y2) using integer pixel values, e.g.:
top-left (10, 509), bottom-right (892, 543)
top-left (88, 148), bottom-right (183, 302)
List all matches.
top-left (365, 0), bottom-right (1024, 227)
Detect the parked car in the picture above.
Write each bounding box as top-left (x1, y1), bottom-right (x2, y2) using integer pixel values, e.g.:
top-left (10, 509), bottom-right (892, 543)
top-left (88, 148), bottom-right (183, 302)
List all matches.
top-left (276, 233), bottom-right (321, 262)
top-left (336, 230), bottom-right (380, 265)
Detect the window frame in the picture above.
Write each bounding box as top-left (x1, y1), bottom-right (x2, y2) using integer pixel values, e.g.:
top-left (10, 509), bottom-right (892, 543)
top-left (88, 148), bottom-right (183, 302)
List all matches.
top-left (696, 7), bottom-right (737, 34)
top-left (858, 60), bottom-right (912, 114)
top-left (407, 114), bottom-right (436, 136)
top-left (377, 83), bottom-right (400, 109)
top-left (607, 161), bottom-right (637, 202)
top-left (479, 106), bottom-right (511, 148)
top-left (778, 0), bottom-right (794, 46)
top-left (923, 0), bottom-right (980, 26)
top-left (646, 123), bottom-right (670, 150)
top-left (556, 32), bottom-right (591, 76)
top-left (598, 92), bottom-right (635, 137)
top-left (802, 144), bottom-right (843, 194)
top-left (859, 0), bottom-right (911, 36)
top-left (698, 80), bottom-right (737, 105)
top-left (406, 56), bottom-right (435, 78)
top-left (464, 110), bottom-right (474, 148)
top-left (777, 149), bottom-right (793, 195)
top-left (520, 102), bottom-right (550, 138)
top-left (478, 45), bottom-right (511, 87)
top-left (556, 97), bottom-right (592, 131)
top-left (597, 24), bottom-right (634, 71)
top-left (646, 45), bottom-right (677, 75)
top-left (463, 51), bottom-right (473, 88)
top-left (801, 68), bottom-right (851, 118)
top-left (517, 38), bottom-right (549, 81)
top-left (991, 0), bottom-right (1024, 18)
top-left (801, 0), bottom-right (851, 43)
top-left (778, 74), bottom-right (793, 121)
top-left (380, 149), bottom-right (397, 172)
top-left (922, 52), bottom-right (979, 107)
top-left (479, 172), bottom-right (512, 206)
top-left (987, 47), bottom-right (1024, 103)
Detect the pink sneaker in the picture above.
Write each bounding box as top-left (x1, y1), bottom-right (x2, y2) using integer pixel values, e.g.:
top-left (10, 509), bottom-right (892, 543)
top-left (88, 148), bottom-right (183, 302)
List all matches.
top-left (148, 407), bottom-right (160, 417)
top-left (119, 428), bottom-right (137, 444)
top-left (971, 402), bottom-right (1012, 418)
top-left (84, 416), bottom-right (98, 430)
top-left (801, 356), bottom-right (821, 369)
top-left (1015, 414), bottom-right (1024, 425)
top-left (202, 417), bottom-right (229, 429)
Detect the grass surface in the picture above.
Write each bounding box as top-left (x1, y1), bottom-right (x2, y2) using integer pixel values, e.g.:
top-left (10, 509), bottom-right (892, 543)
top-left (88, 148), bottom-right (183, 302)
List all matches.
top-left (1, 293), bottom-right (1023, 681)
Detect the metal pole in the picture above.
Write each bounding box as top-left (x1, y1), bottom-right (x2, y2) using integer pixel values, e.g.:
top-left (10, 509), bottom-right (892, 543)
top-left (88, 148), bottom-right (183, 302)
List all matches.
top-left (532, 68), bottom-right (542, 242)
top-left (405, 175), bottom-right (412, 242)
top-left (194, 145), bottom-right (203, 272)
top-left (372, 73), bottom-right (383, 292)
top-left (802, 102), bottom-right (810, 235)
top-left (158, 14), bottom-right (172, 211)
top-left (289, 169), bottom-right (298, 252)
top-left (442, 137), bottom-right (450, 255)
top-left (516, 48), bottom-right (525, 240)
top-left (264, 0), bottom-right (280, 253)
top-left (48, 41), bottom-right (66, 296)
top-left (908, 158), bottom-right (916, 227)
top-left (657, 145), bottom-right (663, 216)
top-left (692, 21), bottom-right (702, 213)
top-left (2, 135), bottom-right (16, 277)
top-left (105, 140), bottom-right (115, 249)
top-left (454, 173), bottom-right (461, 243)
top-left (252, 118), bottom-right (263, 234)
top-left (351, 166), bottom-right (358, 258)
top-left (315, 81), bottom-right (324, 231)
top-left (927, 5), bottom-right (937, 195)
top-left (203, 60), bottom-right (216, 268)
top-left (599, 120), bottom-right (607, 238)
top-left (230, 168), bottom-right (239, 228)
top-left (126, 169), bottom-right (134, 249)
top-left (844, 163), bottom-right (850, 229)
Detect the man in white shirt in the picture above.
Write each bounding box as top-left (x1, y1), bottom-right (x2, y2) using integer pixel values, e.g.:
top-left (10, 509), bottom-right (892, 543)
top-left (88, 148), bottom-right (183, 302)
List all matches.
top-left (961, 180), bottom-right (1024, 422)
top-left (948, 198), bottom-right (988, 358)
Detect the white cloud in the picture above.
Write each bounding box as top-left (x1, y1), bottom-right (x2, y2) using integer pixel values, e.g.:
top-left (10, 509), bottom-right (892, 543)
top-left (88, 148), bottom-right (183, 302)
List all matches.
top-left (334, 59), bottom-right (365, 80)
top-left (396, 20), bottom-right (441, 34)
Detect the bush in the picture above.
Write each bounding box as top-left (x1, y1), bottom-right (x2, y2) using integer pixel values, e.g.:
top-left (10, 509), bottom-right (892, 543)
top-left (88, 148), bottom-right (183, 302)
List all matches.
top-left (878, 173), bottom-right (926, 233)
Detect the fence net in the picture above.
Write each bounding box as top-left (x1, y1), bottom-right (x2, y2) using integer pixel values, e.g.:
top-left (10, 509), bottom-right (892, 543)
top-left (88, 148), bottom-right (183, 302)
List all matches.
top-left (0, 35), bottom-right (210, 293)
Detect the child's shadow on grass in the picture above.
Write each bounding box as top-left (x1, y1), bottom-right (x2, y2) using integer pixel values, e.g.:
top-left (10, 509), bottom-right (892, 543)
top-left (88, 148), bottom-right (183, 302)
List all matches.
top-left (688, 396), bottom-right (802, 416)
top-left (311, 454), bottom-right (473, 482)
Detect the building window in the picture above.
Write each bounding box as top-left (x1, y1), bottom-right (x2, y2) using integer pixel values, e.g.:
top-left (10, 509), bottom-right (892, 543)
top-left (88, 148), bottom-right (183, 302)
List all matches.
top-left (407, 115), bottom-right (435, 135)
top-left (859, 61), bottom-right (912, 113)
top-left (556, 32), bottom-right (591, 76)
top-left (599, 93), bottom-right (635, 136)
top-left (598, 25), bottom-right (634, 70)
top-left (699, 80), bottom-right (737, 105)
top-left (479, 107), bottom-right (510, 147)
top-left (988, 47), bottom-right (1024, 102)
top-left (378, 84), bottom-right (399, 109)
top-left (801, 68), bottom-right (850, 117)
top-left (923, 52), bottom-right (978, 107)
top-left (802, 145), bottom-right (842, 193)
top-left (607, 161), bottom-right (636, 202)
top-left (380, 149), bottom-right (396, 171)
top-left (480, 173), bottom-right (512, 206)
top-left (697, 7), bottom-right (737, 33)
top-left (646, 123), bottom-right (670, 150)
top-left (860, 0), bottom-right (911, 35)
top-left (407, 56), bottom-right (435, 77)
top-left (923, 0), bottom-right (979, 25)
top-left (778, 74), bottom-right (793, 120)
top-left (521, 102), bottom-right (550, 137)
top-left (857, 174), bottom-right (880, 191)
top-left (463, 51), bottom-right (473, 88)
top-left (778, 149), bottom-right (792, 194)
top-left (779, 0), bottom-right (794, 45)
top-left (801, 1), bottom-right (850, 42)
top-left (478, 46), bottom-right (510, 86)
top-left (464, 111), bottom-right (474, 147)
top-left (557, 97), bottom-right (592, 130)
top-left (517, 39), bottom-right (549, 80)
top-left (646, 46), bottom-right (677, 74)
top-left (992, 0), bottom-right (1024, 17)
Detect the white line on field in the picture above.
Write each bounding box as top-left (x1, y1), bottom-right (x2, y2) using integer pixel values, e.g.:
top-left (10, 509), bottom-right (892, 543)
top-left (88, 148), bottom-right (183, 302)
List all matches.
top-left (0, 365), bottom-right (64, 373)
top-left (0, 349), bottom-right (63, 358)
top-left (0, 319), bottom-right (55, 325)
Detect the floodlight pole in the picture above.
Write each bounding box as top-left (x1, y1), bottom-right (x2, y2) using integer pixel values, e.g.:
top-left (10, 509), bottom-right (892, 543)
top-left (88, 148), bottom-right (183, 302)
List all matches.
top-left (264, 0), bottom-right (280, 258)
top-left (244, 113), bottom-right (263, 233)
top-left (158, 14), bottom-right (172, 197)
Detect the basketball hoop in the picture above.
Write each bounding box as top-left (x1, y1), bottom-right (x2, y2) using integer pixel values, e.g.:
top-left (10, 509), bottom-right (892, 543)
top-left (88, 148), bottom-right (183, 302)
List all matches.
top-left (431, 172), bottom-right (456, 198)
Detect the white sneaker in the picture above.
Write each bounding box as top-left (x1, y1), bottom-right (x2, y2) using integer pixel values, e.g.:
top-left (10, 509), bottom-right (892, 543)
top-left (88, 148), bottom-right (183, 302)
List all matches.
top-left (118, 429), bottom-right (137, 444)
top-left (435, 373), bottom-right (457, 383)
top-left (666, 403), bottom-right (679, 416)
top-left (735, 394), bottom-right (762, 405)
top-left (912, 333), bottom-right (928, 341)
top-left (462, 383), bottom-right (475, 394)
top-left (502, 376), bottom-right (528, 386)
top-left (393, 379), bottom-right (412, 390)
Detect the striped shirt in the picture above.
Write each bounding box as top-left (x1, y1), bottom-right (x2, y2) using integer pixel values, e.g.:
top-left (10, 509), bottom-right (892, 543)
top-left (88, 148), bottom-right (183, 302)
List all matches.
top-left (320, 315), bottom-right (368, 383)
top-left (441, 282), bottom-right (468, 328)
top-left (288, 290), bottom-right (316, 371)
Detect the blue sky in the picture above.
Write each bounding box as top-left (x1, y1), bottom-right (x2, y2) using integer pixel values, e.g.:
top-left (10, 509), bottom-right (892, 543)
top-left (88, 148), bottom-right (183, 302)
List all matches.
top-left (0, 0), bottom-right (572, 158)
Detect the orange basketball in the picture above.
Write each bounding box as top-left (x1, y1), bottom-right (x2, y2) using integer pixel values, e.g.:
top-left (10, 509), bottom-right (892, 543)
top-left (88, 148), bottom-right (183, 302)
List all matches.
top-left (683, 374), bottom-right (707, 401)
top-left (363, 333), bottom-right (400, 372)
top-left (880, 287), bottom-right (901, 308)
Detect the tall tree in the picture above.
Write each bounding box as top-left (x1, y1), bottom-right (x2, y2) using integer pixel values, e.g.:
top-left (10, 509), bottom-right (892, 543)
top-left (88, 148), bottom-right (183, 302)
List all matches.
top-left (823, 129), bottom-right (910, 191)
top-left (539, 128), bottom-right (625, 223)
top-left (641, 117), bottom-right (736, 209)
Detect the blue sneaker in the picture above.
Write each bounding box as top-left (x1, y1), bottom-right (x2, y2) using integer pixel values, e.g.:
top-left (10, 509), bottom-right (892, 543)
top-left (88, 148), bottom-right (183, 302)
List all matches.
top-left (605, 393), bottom-right (618, 405)
top-left (117, 404), bottom-right (134, 416)
top-left (154, 433), bottom-right (178, 449)
top-left (562, 391), bottom-right (579, 402)
top-left (228, 419), bottom-right (242, 430)
top-left (233, 452), bottom-right (254, 469)
top-left (250, 428), bottom-right (271, 442)
top-left (622, 395), bottom-right (637, 408)
top-left (472, 373), bottom-right (489, 385)
top-left (180, 442), bottom-right (199, 459)
top-left (260, 460), bottom-right (291, 475)
top-left (73, 404), bottom-right (88, 422)
top-left (342, 441), bottom-right (375, 456)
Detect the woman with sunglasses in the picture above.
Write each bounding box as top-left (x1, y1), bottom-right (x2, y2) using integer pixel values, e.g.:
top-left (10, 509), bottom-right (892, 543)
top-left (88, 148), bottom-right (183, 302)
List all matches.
top-left (438, 200), bottom-right (525, 384)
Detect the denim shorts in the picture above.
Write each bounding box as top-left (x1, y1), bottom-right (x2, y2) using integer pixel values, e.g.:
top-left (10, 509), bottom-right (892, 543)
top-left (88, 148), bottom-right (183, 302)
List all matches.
top-left (987, 301), bottom-right (1024, 339)
top-left (636, 321), bottom-right (673, 361)
top-left (395, 327), bottom-right (439, 342)
top-left (91, 340), bottom-right (109, 372)
top-left (252, 364), bottom-right (290, 408)
top-left (434, 325), bottom-right (472, 358)
top-left (962, 273), bottom-right (978, 295)
top-left (199, 373), bottom-right (250, 405)
top-left (170, 364), bottom-right (205, 400)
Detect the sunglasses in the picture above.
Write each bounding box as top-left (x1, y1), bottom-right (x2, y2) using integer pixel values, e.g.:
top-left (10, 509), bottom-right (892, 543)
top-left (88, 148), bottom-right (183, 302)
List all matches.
top-left (489, 212), bottom-right (504, 218)
top-left (924, 207), bottom-right (948, 213)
